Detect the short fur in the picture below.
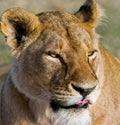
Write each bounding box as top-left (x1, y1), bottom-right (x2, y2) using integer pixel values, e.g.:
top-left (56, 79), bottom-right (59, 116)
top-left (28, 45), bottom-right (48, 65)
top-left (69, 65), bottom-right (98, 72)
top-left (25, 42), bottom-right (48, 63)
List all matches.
top-left (0, 64), bottom-right (10, 84)
top-left (0, 0), bottom-right (120, 125)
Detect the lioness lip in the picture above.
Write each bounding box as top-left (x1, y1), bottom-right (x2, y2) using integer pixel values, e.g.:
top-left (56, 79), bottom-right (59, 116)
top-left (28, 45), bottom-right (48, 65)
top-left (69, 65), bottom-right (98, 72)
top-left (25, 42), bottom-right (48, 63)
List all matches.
top-left (50, 99), bottom-right (90, 111)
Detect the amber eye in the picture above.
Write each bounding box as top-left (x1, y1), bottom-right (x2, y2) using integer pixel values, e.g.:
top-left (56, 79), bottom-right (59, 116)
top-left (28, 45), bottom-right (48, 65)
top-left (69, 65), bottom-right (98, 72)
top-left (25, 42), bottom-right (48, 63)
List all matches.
top-left (88, 50), bottom-right (98, 58)
top-left (47, 51), bottom-right (59, 58)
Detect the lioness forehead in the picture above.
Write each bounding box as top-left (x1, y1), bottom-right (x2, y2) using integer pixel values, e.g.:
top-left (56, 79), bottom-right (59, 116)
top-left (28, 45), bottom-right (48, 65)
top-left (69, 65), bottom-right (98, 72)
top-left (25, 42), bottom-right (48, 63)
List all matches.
top-left (37, 11), bottom-right (92, 48)
top-left (38, 11), bottom-right (81, 27)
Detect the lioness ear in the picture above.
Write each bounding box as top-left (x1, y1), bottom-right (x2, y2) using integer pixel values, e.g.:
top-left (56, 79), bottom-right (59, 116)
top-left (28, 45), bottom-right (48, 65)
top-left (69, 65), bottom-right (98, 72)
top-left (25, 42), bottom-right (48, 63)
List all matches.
top-left (0, 8), bottom-right (42, 55)
top-left (75, 0), bottom-right (103, 29)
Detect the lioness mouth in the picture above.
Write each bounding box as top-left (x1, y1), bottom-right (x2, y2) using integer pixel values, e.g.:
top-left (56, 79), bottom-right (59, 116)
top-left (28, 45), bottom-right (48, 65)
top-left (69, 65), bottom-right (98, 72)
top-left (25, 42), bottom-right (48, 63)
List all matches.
top-left (50, 99), bottom-right (90, 111)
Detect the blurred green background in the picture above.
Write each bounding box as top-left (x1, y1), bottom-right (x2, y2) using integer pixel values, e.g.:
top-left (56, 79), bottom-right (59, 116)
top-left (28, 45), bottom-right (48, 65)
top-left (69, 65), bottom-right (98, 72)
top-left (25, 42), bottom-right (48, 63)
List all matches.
top-left (0, 0), bottom-right (120, 65)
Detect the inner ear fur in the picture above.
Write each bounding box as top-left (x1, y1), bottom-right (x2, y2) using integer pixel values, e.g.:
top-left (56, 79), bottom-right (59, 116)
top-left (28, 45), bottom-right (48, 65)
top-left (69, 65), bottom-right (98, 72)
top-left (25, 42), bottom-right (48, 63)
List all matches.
top-left (75, 0), bottom-right (103, 29)
top-left (0, 8), bottom-right (42, 52)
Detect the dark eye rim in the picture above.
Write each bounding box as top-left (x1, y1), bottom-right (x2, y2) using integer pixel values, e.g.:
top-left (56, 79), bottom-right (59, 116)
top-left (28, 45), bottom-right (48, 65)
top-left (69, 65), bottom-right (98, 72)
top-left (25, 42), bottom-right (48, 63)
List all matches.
top-left (88, 50), bottom-right (98, 57)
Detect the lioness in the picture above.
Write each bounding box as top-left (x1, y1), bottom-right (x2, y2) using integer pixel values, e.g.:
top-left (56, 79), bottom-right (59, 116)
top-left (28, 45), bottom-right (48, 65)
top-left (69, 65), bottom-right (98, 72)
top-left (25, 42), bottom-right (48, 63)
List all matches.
top-left (0, 0), bottom-right (120, 125)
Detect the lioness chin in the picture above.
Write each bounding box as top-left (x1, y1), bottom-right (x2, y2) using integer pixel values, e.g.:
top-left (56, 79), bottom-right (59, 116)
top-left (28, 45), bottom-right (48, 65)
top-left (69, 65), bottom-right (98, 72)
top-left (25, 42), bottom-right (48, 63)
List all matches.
top-left (0, 0), bottom-right (120, 125)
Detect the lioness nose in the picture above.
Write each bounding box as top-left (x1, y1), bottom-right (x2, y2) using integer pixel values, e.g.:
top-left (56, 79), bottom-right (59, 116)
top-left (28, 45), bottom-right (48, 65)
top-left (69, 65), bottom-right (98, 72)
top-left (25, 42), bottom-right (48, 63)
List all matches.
top-left (72, 84), bottom-right (96, 97)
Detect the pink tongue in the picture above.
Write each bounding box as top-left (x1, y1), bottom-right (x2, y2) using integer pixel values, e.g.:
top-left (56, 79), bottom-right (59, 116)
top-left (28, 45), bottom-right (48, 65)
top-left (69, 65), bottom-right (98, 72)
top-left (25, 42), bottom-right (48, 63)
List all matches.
top-left (75, 99), bottom-right (90, 107)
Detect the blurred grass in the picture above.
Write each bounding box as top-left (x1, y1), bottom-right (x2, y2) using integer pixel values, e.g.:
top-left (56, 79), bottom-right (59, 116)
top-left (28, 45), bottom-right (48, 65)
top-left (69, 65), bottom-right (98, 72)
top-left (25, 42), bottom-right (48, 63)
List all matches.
top-left (0, 0), bottom-right (120, 65)
top-left (0, 33), bottom-right (13, 64)
top-left (97, 4), bottom-right (120, 58)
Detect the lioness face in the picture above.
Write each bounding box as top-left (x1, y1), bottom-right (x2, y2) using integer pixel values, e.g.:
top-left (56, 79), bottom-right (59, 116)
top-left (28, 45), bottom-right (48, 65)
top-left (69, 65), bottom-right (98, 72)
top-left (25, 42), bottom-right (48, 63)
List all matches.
top-left (1, 0), bottom-right (104, 124)
top-left (11, 12), bottom-right (101, 111)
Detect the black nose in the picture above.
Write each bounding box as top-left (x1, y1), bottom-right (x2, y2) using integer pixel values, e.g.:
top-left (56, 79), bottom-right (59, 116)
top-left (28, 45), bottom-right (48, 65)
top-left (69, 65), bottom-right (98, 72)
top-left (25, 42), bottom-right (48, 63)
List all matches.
top-left (72, 84), bottom-right (96, 97)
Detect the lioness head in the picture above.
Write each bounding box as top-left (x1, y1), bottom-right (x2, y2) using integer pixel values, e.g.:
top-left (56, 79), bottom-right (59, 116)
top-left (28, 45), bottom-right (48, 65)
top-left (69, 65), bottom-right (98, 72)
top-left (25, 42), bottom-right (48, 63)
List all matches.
top-left (1, 0), bottom-right (104, 124)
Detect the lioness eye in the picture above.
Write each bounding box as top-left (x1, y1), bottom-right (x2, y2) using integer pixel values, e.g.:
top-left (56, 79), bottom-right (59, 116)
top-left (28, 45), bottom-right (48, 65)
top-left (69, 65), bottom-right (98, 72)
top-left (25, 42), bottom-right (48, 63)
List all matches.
top-left (47, 51), bottom-right (59, 58)
top-left (88, 50), bottom-right (97, 57)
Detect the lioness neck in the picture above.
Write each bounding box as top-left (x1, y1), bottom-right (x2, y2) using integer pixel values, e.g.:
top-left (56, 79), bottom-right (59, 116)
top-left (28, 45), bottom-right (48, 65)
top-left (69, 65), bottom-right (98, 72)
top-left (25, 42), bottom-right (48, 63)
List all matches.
top-left (0, 75), bottom-right (36, 125)
top-left (90, 44), bottom-right (120, 125)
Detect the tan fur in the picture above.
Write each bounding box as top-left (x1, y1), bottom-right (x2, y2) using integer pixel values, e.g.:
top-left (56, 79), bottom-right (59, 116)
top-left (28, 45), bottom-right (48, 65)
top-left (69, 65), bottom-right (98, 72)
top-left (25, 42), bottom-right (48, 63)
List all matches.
top-left (0, 64), bottom-right (10, 85)
top-left (0, 0), bottom-right (120, 125)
